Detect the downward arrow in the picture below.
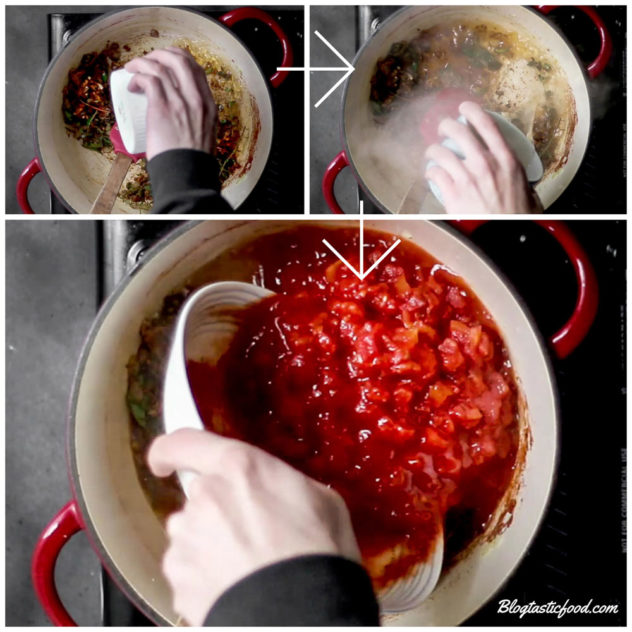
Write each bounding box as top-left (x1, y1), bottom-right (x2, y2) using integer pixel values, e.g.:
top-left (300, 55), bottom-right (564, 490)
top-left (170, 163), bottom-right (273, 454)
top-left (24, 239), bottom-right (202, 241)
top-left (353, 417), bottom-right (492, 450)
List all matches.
top-left (322, 202), bottom-right (402, 280)
top-left (277, 31), bottom-right (355, 108)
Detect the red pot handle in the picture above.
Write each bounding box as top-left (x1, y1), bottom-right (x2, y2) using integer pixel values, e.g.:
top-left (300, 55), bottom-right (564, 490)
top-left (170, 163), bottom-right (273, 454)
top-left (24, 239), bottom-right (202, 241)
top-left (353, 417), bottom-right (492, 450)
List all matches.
top-left (322, 151), bottom-right (350, 214)
top-left (535, 5), bottom-right (612, 79)
top-left (16, 157), bottom-right (41, 214)
top-left (219, 8), bottom-right (293, 88)
top-left (451, 220), bottom-right (598, 359)
top-left (32, 501), bottom-right (84, 626)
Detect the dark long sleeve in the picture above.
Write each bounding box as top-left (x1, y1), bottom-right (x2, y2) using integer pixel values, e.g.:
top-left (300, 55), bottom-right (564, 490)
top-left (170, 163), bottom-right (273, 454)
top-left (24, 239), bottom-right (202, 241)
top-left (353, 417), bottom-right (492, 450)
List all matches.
top-left (147, 149), bottom-right (234, 214)
top-left (203, 555), bottom-right (380, 626)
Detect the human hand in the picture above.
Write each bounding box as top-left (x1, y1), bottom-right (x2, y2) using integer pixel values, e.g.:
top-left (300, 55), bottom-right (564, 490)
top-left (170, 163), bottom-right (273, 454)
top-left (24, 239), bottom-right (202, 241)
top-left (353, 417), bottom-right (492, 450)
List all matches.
top-left (147, 428), bottom-right (361, 626)
top-left (125, 47), bottom-right (217, 161)
top-left (425, 101), bottom-right (543, 214)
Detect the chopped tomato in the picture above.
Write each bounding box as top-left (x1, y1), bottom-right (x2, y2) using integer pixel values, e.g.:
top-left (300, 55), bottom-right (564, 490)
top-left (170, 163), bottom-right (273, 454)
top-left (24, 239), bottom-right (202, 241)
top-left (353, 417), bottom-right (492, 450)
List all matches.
top-left (187, 226), bottom-right (519, 591)
top-left (438, 337), bottom-right (466, 372)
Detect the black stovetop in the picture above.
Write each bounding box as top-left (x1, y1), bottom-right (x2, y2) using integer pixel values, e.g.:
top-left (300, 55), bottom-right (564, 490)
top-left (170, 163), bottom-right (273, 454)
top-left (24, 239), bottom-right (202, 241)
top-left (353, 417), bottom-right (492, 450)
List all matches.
top-left (96, 219), bottom-right (625, 626)
top-left (48, 7), bottom-right (304, 213)
top-left (356, 6), bottom-right (626, 214)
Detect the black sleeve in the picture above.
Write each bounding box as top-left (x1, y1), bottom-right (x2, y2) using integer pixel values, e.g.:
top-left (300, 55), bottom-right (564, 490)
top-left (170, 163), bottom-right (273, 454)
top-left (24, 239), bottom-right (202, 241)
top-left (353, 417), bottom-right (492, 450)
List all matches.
top-left (146, 149), bottom-right (234, 214)
top-left (203, 554), bottom-right (380, 626)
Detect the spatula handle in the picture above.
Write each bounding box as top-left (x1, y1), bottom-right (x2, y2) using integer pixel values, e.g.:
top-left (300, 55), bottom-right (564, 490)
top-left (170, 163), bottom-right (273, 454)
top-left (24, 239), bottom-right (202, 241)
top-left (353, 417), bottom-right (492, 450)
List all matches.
top-left (90, 153), bottom-right (133, 214)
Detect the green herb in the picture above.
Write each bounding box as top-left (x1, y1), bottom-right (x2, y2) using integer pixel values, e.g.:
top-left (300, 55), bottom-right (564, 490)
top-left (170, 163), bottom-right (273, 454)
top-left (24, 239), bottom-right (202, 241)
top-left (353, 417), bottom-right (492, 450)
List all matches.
top-left (528, 58), bottom-right (550, 73)
top-left (461, 43), bottom-right (501, 70)
top-left (389, 42), bottom-right (407, 57)
top-left (128, 400), bottom-right (147, 427)
top-left (85, 110), bottom-right (98, 130)
top-left (218, 146), bottom-right (238, 181)
top-left (371, 101), bottom-right (384, 116)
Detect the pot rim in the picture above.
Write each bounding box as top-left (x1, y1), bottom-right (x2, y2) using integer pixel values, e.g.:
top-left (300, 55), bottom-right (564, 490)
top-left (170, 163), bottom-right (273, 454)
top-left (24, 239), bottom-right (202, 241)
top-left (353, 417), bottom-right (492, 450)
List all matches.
top-left (65, 219), bottom-right (206, 624)
top-left (435, 220), bottom-right (561, 617)
top-left (66, 219), bottom-right (560, 625)
top-left (33, 6), bottom-right (274, 214)
top-left (338, 5), bottom-right (593, 213)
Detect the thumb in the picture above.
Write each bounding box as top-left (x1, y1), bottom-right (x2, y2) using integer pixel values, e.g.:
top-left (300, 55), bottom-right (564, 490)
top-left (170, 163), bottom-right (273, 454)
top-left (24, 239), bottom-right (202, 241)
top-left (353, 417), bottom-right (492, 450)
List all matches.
top-left (147, 428), bottom-right (230, 478)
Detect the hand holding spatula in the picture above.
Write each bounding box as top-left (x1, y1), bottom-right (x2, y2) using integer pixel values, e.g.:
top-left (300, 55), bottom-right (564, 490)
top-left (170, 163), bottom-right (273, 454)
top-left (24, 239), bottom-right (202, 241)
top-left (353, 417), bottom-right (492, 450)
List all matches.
top-left (90, 124), bottom-right (145, 214)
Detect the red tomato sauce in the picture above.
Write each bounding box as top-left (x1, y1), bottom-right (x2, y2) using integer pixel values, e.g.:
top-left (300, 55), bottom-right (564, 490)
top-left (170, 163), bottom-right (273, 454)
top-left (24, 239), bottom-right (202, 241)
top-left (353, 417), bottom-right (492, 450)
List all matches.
top-left (188, 226), bottom-right (519, 588)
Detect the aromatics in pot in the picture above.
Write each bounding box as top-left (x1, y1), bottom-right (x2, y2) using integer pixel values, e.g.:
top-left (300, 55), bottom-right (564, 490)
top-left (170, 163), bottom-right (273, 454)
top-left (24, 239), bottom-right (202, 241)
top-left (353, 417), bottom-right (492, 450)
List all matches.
top-left (62, 35), bottom-right (244, 210)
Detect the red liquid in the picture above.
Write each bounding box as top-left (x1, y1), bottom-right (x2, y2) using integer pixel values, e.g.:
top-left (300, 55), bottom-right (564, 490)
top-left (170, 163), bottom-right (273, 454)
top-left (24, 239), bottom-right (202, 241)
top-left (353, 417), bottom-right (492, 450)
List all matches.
top-left (188, 226), bottom-right (518, 588)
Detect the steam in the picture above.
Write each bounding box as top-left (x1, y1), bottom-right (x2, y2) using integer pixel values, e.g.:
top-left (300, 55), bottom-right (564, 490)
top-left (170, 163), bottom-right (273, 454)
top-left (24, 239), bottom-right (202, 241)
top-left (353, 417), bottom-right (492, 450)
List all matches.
top-left (588, 76), bottom-right (619, 120)
top-left (351, 93), bottom-right (443, 213)
top-left (349, 56), bottom-right (576, 213)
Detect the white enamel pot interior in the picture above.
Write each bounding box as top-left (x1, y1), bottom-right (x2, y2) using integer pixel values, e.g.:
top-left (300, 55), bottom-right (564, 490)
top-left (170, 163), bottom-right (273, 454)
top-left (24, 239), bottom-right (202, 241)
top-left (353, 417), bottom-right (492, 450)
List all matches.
top-left (53, 220), bottom-right (556, 625)
top-left (342, 5), bottom-right (591, 212)
top-left (33, 7), bottom-right (273, 213)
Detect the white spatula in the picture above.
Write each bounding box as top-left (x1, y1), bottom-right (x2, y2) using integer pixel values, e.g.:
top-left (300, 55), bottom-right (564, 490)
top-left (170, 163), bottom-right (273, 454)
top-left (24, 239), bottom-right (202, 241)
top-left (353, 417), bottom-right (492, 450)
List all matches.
top-left (163, 281), bottom-right (274, 490)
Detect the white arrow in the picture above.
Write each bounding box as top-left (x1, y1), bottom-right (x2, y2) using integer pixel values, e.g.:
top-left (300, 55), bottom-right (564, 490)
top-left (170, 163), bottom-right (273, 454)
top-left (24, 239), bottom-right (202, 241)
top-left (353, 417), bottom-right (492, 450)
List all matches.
top-left (322, 202), bottom-right (401, 280)
top-left (277, 30), bottom-right (354, 108)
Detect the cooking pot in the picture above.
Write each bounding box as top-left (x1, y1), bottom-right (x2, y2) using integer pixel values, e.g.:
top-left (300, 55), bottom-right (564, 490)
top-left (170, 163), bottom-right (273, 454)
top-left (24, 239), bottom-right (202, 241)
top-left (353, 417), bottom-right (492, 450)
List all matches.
top-left (32, 219), bottom-right (598, 625)
top-left (323, 5), bottom-right (612, 214)
top-left (16, 6), bottom-right (293, 214)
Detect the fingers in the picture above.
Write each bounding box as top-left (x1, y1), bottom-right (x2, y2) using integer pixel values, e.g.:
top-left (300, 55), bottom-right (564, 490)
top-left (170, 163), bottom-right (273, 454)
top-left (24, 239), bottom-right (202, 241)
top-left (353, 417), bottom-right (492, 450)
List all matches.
top-left (127, 73), bottom-right (168, 105)
top-left (139, 48), bottom-right (211, 108)
top-left (425, 144), bottom-right (470, 183)
top-left (459, 101), bottom-right (515, 164)
top-left (438, 116), bottom-right (485, 161)
top-left (125, 56), bottom-right (179, 91)
top-left (127, 48), bottom-right (212, 104)
top-left (147, 428), bottom-right (230, 478)
top-left (437, 117), bottom-right (495, 177)
top-left (164, 47), bottom-right (215, 101)
top-left (425, 165), bottom-right (457, 209)
top-left (438, 116), bottom-right (500, 198)
top-left (126, 59), bottom-right (186, 115)
top-left (425, 164), bottom-right (453, 191)
top-left (127, 72), bottom-right (189, 136)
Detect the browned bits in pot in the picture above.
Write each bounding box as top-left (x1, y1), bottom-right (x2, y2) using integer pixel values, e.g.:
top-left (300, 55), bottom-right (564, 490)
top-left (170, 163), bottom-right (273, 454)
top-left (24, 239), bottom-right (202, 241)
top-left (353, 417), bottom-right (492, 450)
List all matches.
top-left (150, 29), bottom-right (160, 38)
top-left (368, 19), bottom-right (570, 174)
